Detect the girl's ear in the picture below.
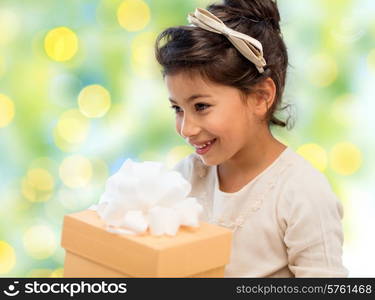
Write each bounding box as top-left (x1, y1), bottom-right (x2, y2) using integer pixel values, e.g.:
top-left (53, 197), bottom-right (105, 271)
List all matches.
top-left (249, 77), bottom-right (277, 118)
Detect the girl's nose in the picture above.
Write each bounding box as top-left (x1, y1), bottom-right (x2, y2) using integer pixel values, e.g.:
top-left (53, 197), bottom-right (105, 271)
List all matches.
top-left (179, 115), bottom-right (201, 138)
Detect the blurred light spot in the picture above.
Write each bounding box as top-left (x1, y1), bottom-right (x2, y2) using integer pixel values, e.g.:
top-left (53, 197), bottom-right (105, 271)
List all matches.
top-left (44, 27), bottom-right (78, 62)
top-left (0, 241), bottom-right (16, 274)
top-left (21, 167), bottom-right (54, 203)
top-left (131, 31), bottom-right (158, 78)
top-left (0, 9), bottom-right (20, 45)
top-left (297, 143), bottom-right (327, 172)
top-left (78, 85), bottom-right (111, 118)
top-left (53, 128), bottom-right (81, 153)
top-left (59, 155), bottom-right (93, 188)
top-left (56, 109), bottom-right (90, 144)
top-left (306, 54), bottom-right (338, 87)
top-left (56, 188), bottom-right (79, 210)
top-left (21, 178), bottom-right (37, 202)
top-left (368, 49), bottom-right (375, 74)
top-left (330, 142), bottom-right (362, 175)
top-left (90, 158), bottom-right (109, 186)
top-left (21, 186), bottom-right (51, 203)
top-left (0, 94), bottom-right (15, 128)
top-left (331, 17), bottom-right (364, 43)
top-left (50, 268), bottom-right (64, 277)
top-left (117, 0), bottom-right (150, 32)
top-left (27, 168), bottom-right (54, 191)
top-left (331, 94), bottom-right (356, 127)
top-left (23, 226), bottom-right (56, 260)
top-left (165, 145), bottom-right (194, 169)
top-left (27, 269), bottom-right (53, 278)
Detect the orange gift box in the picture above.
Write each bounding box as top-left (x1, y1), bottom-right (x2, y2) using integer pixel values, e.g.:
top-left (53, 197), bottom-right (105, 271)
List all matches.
top-left (61, 210), bottom-right (232, 277)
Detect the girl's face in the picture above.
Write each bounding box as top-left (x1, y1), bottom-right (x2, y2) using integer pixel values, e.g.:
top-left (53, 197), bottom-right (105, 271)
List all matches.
top-left (165, 71), bottom-right (267, 166)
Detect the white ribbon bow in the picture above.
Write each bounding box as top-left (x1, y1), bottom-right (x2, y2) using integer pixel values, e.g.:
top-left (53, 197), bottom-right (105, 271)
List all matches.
top-left (187, 8), bottom-right (267, 73)
top-left (91, 159), bottom-right (203, 236)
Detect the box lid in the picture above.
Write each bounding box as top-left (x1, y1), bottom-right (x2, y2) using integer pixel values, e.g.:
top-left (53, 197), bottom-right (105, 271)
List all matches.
top-left (61, 210), bottom-right (232, 277)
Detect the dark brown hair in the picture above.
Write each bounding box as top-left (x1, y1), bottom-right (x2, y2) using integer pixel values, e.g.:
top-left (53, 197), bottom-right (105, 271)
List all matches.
top-left (155, 0), bottom-right (292, 128)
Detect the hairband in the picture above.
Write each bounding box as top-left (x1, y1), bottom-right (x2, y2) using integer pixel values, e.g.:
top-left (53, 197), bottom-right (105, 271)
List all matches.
top-left (187, 8), bottom-right (267, 73)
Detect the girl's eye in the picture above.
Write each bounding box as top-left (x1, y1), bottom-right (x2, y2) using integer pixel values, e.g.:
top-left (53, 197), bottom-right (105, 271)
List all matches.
top-left (170, 105), bottom-right (182, 113)
top-left (195, 103), bottom-right (210, 111)
top-left (169, 103), bottom-right (210, 114)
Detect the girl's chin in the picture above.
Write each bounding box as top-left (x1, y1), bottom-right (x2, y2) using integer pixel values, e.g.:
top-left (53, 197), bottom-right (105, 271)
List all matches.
top-left (199, 156), bottom-right (221, 167)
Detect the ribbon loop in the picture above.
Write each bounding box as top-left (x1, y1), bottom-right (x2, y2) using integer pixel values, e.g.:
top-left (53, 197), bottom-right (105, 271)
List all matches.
top-left (93, 159), bottom-right (203, 236)
top-left (187, 8), bottom-right (267, 73)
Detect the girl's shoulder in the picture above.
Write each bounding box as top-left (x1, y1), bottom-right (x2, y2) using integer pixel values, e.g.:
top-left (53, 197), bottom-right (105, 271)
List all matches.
top-left (277, 147), bottom-right (343, 215)
top-left (281, 147), bottom-right (333, 191)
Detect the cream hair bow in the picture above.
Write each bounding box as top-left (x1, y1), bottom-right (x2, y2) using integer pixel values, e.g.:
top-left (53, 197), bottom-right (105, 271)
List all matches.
top-left (187, 8), bottom-right (267, 73)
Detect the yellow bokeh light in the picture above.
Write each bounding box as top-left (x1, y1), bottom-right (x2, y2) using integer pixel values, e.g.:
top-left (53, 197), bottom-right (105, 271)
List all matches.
top-left (0, 94), bottom-right (15, 128)
top-left (53, 127), bottom-right (81, 153)
top-left (44, 27), bottom-right (78, 62)
top-left (306, 54), bottom-right (338, 87)
top-left (165, 145), bottom-right (194, 169)
top-left (117, 0), bottom-right (150, 32)
top-left (0, 9), bottom-right (20, 45)
top-left (50, 268), bottom-right (64, 278)
top-left (59, 155), bottom-right (93, 188)
top-left (27, 168), bottom-right (54, 191)
top-left (78, 85), bottom-right (111, 118)
top-left (131, 32), bottom-right (156, 65)
top-left (0, 241), bottom-right (16, 274)
top-left (21, 167), bottom-right (54, 203)
top-left (27, 269), bottom-right (53, 278)
top-left (131, 31), bottom-right (158, 77)
top-left (297, 143), bottom-right (328, 172)
top-left (329, 142), bottom-right (362, 175)
top-left (23, 226), bottom-right (56, 260)
top-left (56, 109), bottom-right (90, 144)
top-left (21, 177), bottom-right (36, 201)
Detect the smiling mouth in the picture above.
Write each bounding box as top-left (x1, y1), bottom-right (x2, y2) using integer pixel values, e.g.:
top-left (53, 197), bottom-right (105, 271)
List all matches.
top-left (194, 138), bottom-right (216, 149)
top-left (194, 138), bottom-right (217, 154)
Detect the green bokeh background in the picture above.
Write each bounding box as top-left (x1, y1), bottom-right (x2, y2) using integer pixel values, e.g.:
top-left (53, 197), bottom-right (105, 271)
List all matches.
top-left (0, 0), bottom-right (374, 277)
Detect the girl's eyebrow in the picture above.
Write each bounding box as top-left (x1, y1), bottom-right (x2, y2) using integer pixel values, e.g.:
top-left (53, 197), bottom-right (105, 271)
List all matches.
top-left (169, 94), bottom-right (211, 104)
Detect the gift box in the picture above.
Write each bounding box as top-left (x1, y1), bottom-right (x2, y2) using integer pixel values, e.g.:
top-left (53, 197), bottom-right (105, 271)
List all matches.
top-left (61, 209), bottom-right (232, 277)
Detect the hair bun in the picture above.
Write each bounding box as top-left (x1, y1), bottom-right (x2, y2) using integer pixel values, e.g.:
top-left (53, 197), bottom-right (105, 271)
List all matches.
top-left (221, 0), bottom-right (281, 32)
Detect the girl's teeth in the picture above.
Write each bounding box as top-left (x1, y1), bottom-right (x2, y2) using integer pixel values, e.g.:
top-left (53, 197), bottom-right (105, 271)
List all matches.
top-left (197, 140), bottom-right (213, 149)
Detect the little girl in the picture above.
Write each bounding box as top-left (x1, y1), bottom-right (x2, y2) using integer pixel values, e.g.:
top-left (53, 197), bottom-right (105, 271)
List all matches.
top-left (155, 0), bottom-right (347, 277)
